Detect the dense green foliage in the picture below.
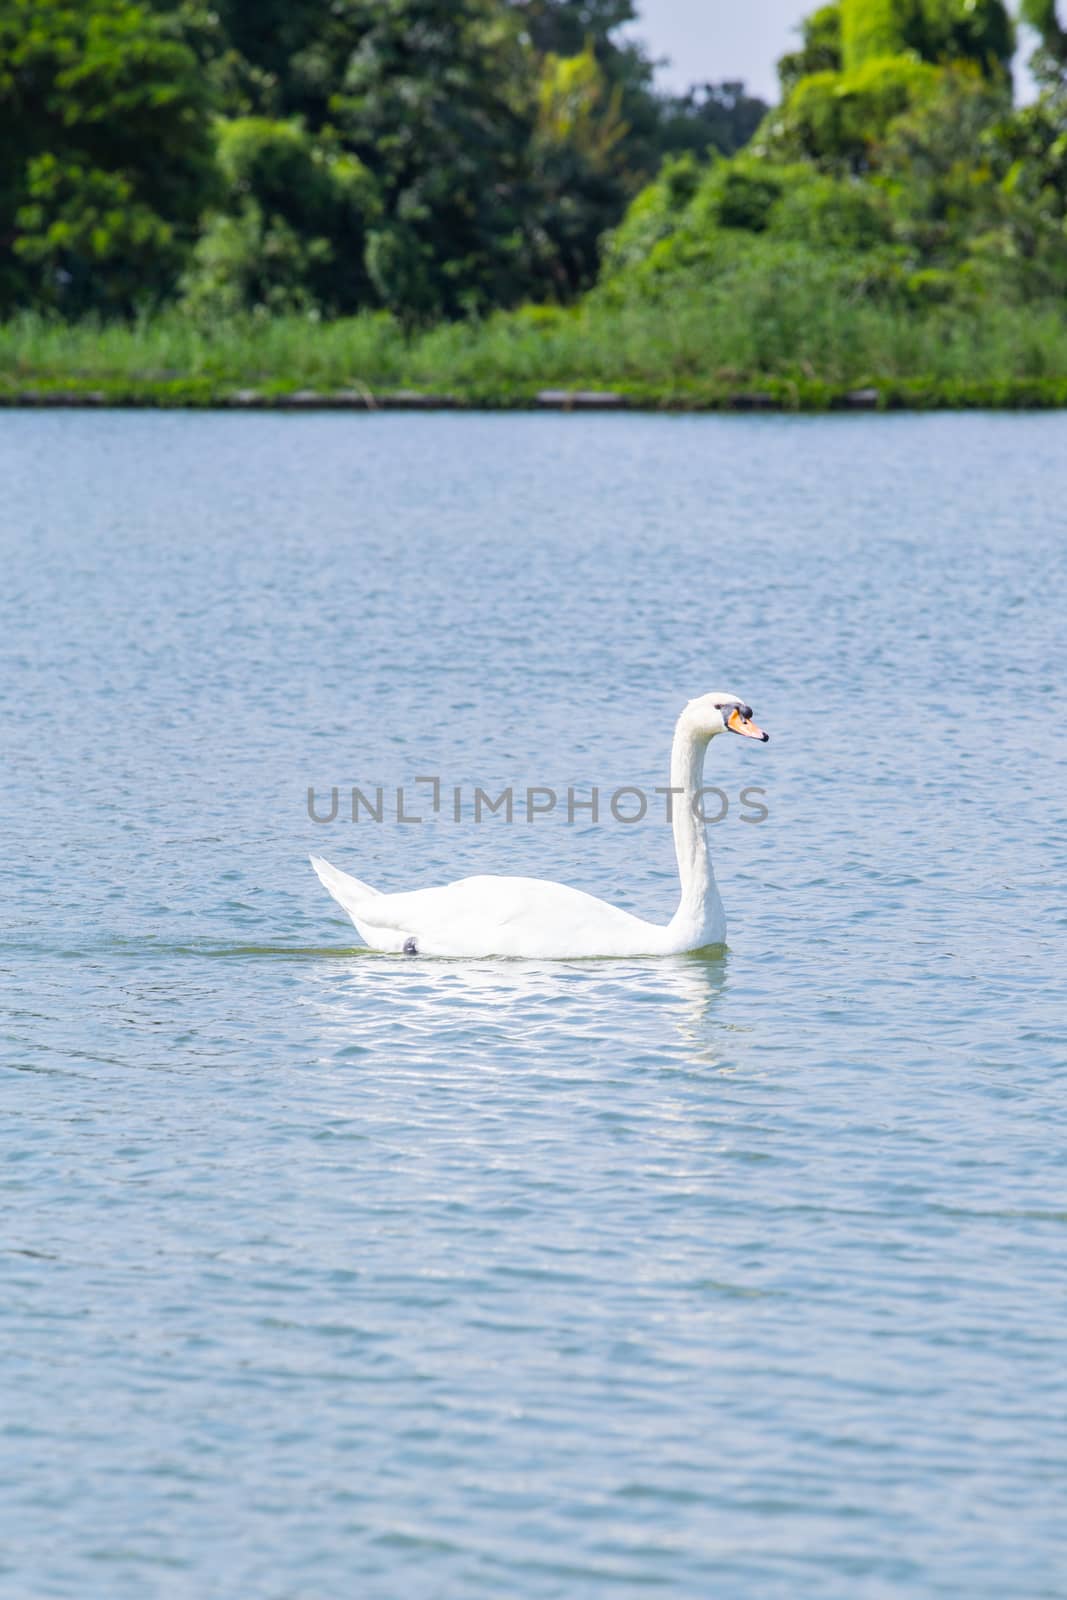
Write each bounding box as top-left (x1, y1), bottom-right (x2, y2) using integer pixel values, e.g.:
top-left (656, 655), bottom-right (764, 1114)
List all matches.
top-left (839, 0), bottom-right (1014, 76)
top-left (0, 0), bottom-right (216, 312)
top-left (1022, 0), bottom-right (1067, 83)
top-left (2, 0), bottom-right (1066, 404)
top-left (0, 0), bottom-right (766, 319)
top-left (762, 0), bottom-right (1016, 169)
top-left (180, 117), bottom-right (377, 317)
top-left (587, 0), bottom-right (1067, 390)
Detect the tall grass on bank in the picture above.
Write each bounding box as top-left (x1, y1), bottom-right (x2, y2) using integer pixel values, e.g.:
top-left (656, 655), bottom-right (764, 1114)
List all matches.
top-left (3, 272), bottom-right (1067, 407)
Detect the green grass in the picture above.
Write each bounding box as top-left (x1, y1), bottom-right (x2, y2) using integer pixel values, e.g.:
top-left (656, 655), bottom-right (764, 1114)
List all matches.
top-left (3, 279), bottom-right (1067, 409)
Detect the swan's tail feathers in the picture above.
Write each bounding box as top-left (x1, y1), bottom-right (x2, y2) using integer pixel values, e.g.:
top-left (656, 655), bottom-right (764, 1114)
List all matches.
top-left (309, 855), bottom-right (380, 922)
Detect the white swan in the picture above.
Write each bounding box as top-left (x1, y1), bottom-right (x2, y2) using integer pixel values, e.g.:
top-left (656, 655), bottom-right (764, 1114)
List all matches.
top-left (311, 692), bottom-right (768, 958)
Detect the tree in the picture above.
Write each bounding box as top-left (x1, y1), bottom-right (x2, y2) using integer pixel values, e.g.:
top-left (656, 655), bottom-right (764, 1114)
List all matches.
top-left (509, 0), bottom-right (745, 176)
top-left (208, 0), bottom-right (368, 124)
top-left (655, 82), bottom-right (768, 159)
top-left (335, 0), bottom-right (537, 320)
top-left (778, 5), bottom-right (843, 94)
top-left (1, 0), bottom-right (774, 318)
top-left (764, 0), bottom-right (1014, 170)
top-left (986, 75), bottom-right (1067, 293)
top-left (763, 56), bottom-right (941, 172)
top-left (509, 0), bottom-right (636, 57)
top-left (1021, 0), bottom-right (1067, 83)
top-left (526, 44), bottom-right (630, 294)
top-left (840, 0), bottom-right (1014, 78)
top-left (919, 0), bottom-right (1014, 77)
top-left (0, 0), bottom-right (216, 313)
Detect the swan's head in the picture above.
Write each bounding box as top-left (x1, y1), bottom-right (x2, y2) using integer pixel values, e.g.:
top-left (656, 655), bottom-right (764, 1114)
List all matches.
top-left (683, 692), bottom-right (769, 743)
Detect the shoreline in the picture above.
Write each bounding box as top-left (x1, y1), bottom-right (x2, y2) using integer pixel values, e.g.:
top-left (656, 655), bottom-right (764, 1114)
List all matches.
top-left (4, 379), bottom-right (1067, 412)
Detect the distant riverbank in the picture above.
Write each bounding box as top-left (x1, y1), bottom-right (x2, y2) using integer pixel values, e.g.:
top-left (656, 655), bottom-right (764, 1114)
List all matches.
top-left (4, 300), bottom-right (1067, 412)
top-left (7, 382), bottom-right (1067, 410)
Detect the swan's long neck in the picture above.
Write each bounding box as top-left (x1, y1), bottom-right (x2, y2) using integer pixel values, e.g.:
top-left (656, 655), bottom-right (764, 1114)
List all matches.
top-left (667, 715), bottom-right (725, 945)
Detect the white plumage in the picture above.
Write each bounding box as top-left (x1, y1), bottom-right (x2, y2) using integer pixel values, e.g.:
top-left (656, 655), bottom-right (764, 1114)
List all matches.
top-left (311, 692), bottom-right (768, 958)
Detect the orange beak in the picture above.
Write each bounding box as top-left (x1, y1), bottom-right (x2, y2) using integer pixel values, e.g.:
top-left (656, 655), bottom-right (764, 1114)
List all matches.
top-left (728, 707), bottom-right (770, 742)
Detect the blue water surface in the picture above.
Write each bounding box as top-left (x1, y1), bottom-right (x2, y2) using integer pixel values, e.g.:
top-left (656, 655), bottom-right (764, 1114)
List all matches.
top-left (2, 411), bottom-right (1066, 1599)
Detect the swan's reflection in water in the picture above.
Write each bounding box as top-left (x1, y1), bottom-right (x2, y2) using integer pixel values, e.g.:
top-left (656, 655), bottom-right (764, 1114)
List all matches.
top-left (304, 949), bottom-right (734, 1080)
top-left (299, 950), bottom-right (759, 1228)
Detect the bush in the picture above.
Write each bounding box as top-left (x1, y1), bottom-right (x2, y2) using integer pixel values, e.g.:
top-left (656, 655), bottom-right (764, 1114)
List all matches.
top-left (771, 173), bottom-right (893, 248)
top-left (182, 118), bottom-right (378, 316)
top-left (704, 163), bottom-right (788, 231)
top-left (600, 154), bottom-right (705, 278)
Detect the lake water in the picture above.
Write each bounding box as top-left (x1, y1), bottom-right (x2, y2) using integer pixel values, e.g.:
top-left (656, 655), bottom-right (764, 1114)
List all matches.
top-left (3, 410), bottom-right (1066, 1598)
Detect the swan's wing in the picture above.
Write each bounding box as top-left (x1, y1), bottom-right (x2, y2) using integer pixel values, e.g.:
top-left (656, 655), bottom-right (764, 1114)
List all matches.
top-left (361, 874), bottom-right (662, 957)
